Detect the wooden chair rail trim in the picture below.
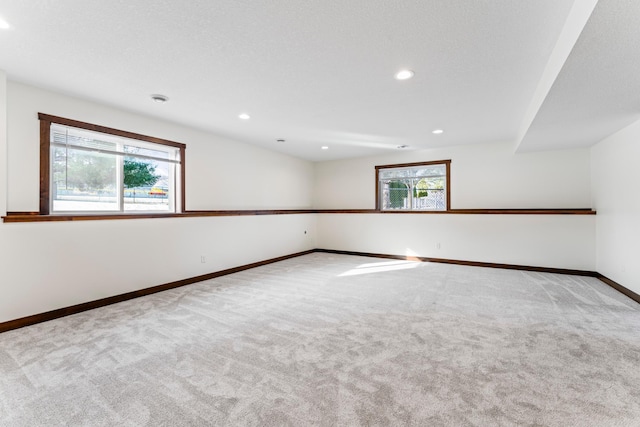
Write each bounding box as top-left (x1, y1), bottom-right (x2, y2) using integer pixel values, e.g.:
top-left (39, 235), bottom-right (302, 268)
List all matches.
top-left (3, 208), bottom-right (596, 222)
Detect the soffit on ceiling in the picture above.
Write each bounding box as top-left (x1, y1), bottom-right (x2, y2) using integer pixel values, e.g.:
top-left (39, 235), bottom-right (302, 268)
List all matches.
top-left (518, 0), bottom-right (640, 152)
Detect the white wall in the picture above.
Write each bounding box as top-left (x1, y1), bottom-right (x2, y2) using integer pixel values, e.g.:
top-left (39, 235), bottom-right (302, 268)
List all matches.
top-left (0, 214), bottom-right (316, 323)
top-left (0, 81), bottom-right (316, 323)
top-left (317, 213), bottom-right (595, 271)
top-left (313, 142), bottom-right (591, 209)
top-left (313, 140), bottom-right (595, 271)
top-left (591, 119), bottom-right (640, 294)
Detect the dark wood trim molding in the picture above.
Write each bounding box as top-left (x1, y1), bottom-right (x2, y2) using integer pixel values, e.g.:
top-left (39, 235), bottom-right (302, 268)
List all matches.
top-left (316, 249), bottom-right (639, 305)
top-left (315, 209), bottom-right (379, 214)
top-left (181, 210), bottom-right (313, 218)
top-left (2, 208), bottom-right (597, 223)
top-left (2, 248), bottom-right (636, 334)
top-left (446, 161), bottom-right (451, 211)
top-left (315, 209), bottom-right (596, 215)
top-left (3, 212), bottom-right (186, 222)
top-left (374, 159), bottom-right (453, 170)
top-left (5, 211), bottom-right (41, 216)
top-left (375, 169), bottom-right (380, 210)
top-left (597, 275), bottom-right (640, 305)
top-left (448, 208), bottom-right (595, 215)
top-left (315, 249), bottom-right (598, 277)
top-left (2, 210), bottom-right (315, 223)
top-left (180, 146), bottom-right (186, 213)
top-left (37, 113), bottom-right (186, 149)
top-left (375, 159), bottom-right (452, 212)
top-left (39, 119), bottom-right (51, 215)
top-left (0, 249), bottom-right (315, 334)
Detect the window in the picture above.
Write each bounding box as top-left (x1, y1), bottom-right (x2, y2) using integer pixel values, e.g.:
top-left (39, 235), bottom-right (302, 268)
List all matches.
top-left (39, 113), bottom-right (185, 215)
top-left (376, 160), bottom-right (451, 211)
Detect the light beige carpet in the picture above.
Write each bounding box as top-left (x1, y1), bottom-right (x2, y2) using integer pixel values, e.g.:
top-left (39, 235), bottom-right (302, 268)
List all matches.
top-left (1, 253), bottom-right (639, 426)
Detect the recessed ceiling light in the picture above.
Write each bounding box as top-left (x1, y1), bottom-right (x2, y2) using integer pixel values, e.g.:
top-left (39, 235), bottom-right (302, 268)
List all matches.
top-left (432, 129), bottom-right (444, 134)
top-left (150, 94), bottom-right (169, 103)
top-left (238, 113), bottom-right (251, 120)
top-left (321, 146), bottom-right (329, 150)
top-left (0, 17), bottom-right (10, 30)
top-left (395, 69), bottom-right (414, 80)
top-left (276, 139), bottom-right (285, 143)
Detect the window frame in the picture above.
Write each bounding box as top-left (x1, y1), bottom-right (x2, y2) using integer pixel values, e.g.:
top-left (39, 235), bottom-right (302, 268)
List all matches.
top-left (39, 113), bottom-right (186, 215)
top-left (375, 159), bottom-right (451, 211)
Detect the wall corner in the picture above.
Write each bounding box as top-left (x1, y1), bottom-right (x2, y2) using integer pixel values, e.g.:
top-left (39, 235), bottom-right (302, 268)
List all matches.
top-left (0, 70), bottom-right (7, 216)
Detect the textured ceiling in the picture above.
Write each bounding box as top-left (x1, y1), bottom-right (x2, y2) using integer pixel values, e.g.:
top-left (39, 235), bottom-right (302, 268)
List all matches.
top-left (0, 0), bottom-right (636, 161)
top-left (518, 0), bottom-right (640, 152)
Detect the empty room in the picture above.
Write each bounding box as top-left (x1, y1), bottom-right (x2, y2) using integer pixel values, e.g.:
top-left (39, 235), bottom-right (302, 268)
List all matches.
top-left (0, 1), bottom-right (639, 426)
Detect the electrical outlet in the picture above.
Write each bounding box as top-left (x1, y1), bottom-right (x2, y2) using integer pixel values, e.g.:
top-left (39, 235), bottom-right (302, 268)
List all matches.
top-left (436, 242), bottom-right (441, 250)
top-left (201, 256), bottom-right (206, 263)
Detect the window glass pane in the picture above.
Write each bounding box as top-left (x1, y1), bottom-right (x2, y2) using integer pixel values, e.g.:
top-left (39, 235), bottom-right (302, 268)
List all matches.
top-left (411, 177), bottom-right (446, 210)
top-left (381, 180), bottom-right (410, 210)
top-left (51, 124), bottom-right (180, 162)
top-left (378, 164), bottom-right (445, 180)
top-left (47, 119), bottom-right (182, 214)
top-left (123, 156), bottom-right (172, 212)
top-left (52, 146), bottom-right (119, 211)
top-left (123, 144), bottom-right (171, 161)
top-left (378, 162), bottom-right (448, 211)
top-left (52, 124), bottom-right (121, 152)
